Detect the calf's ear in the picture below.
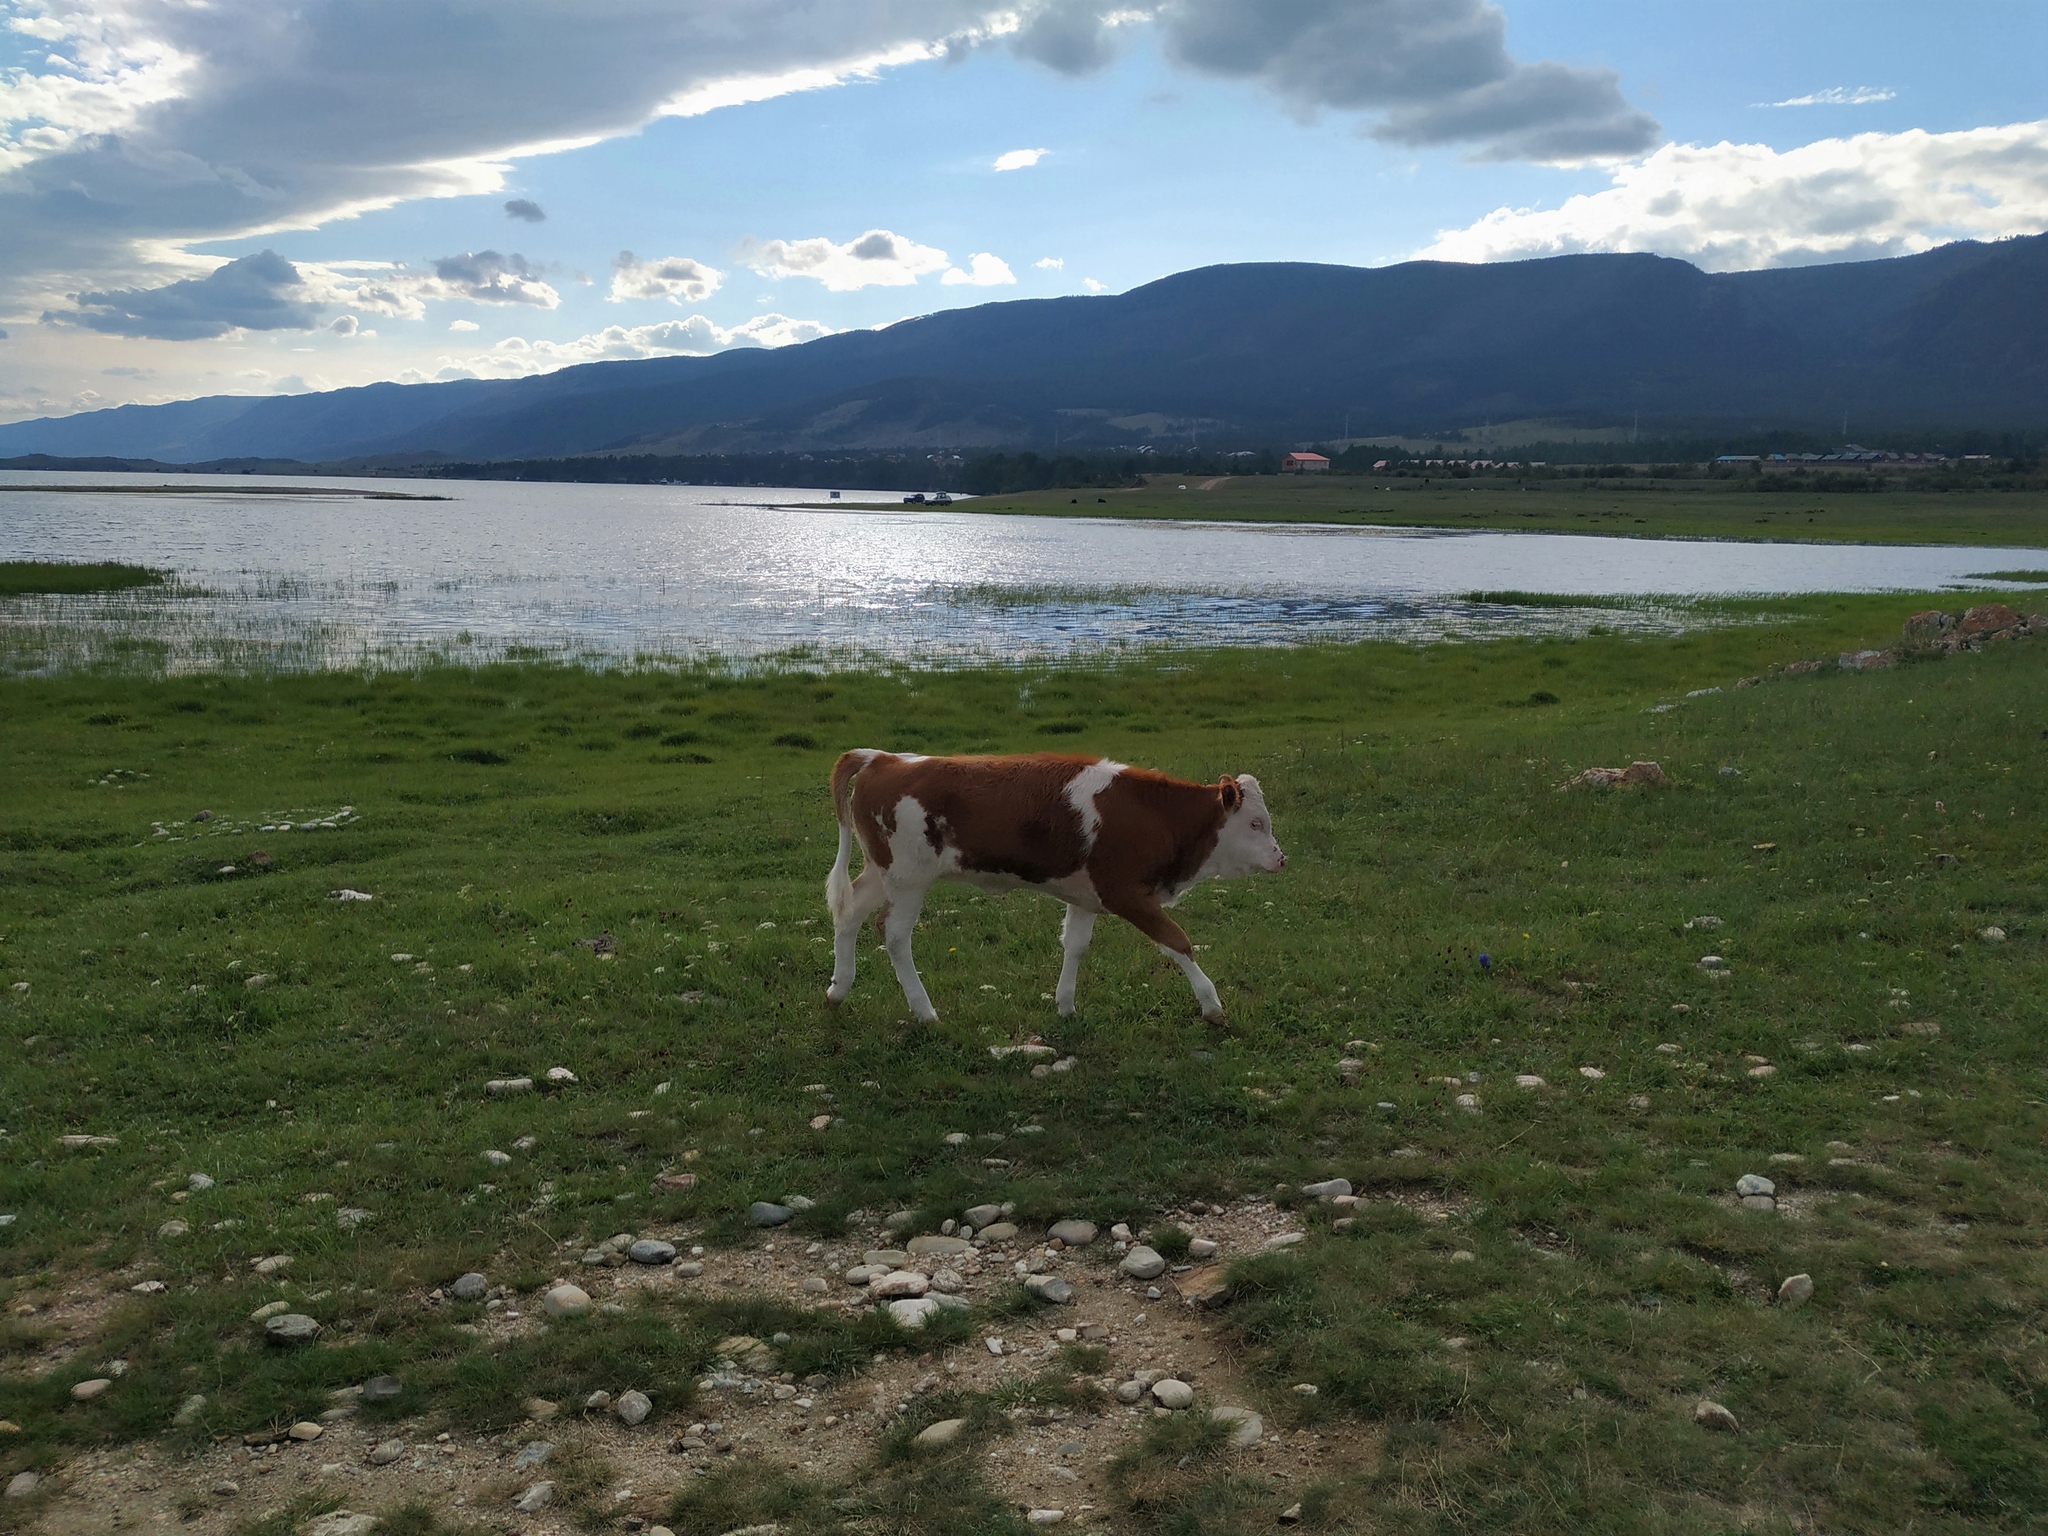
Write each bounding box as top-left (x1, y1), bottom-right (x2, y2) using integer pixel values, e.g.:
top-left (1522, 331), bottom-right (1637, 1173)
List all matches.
top-left (1218, 776), bottom-right (1242, 811)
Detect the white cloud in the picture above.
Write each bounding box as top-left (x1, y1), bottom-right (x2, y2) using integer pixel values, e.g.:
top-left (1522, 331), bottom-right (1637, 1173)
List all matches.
top-left (416, 312), bottom-right (835, 381)
top-left (1418, 119), bottom-right (2048, 270)
top-left (1763, 86), bottom-right (1896, 108)
top-left (1082, 277), bottom-right (1107, 292)
top-left (448, 319), bottom-right (480, 332)
top-left (941, 252), bottom-right (1017, 286)
top-left (994, 147), bottom-right (1048, 170)
top-left (1035, 256), bottom-right (1064, 269)
top-left (739, 229), bottom-right (950, 290)
top-left (609, 251), bottom-right (723, 304)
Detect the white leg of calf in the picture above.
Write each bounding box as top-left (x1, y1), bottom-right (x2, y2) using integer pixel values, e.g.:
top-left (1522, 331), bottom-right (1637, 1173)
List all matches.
top-left (1055, 905), bottom-right (1096, 1017)
top-left (826, 868), bottom-right (887, 1003)
top-left (1160, 944), bottom-right (1225, 1024)
top-left (883, 884), bottom-right (939, 1022)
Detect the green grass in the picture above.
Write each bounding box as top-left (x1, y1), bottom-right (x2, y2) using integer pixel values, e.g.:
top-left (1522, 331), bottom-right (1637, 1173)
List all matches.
top-left (1966, 570), bottom-right (2048, 583)
top-left (2, 591), bottom-right (2046, 1533)
top-left (945, 474), bottom-right (2048, 548)
top-left (0, 561), bottom-right (167, 596)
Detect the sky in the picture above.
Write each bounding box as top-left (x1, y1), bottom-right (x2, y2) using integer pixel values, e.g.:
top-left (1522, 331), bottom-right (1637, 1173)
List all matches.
top-left (2, 0), bottom-right (2046, 426)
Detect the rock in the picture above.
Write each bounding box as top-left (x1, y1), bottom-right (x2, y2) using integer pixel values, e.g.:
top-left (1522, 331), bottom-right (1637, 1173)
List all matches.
top-left (1292, 1383), bottom-right (1319, 1396)
top-left (1904, 609), bottom-right (1956, 642)
top-left (1300, 1179), bottom-right (1352, 1200)
top-left (1735, 1174), bottom-right (1776, 1197)
top-left (889, 1296), bottom-right (941, 1328)
top-left (907, 1234), bottom-right (973, 1258)
top-left (1188, 1238), bottom-right (1219, 1259)
top-left (864, 1250), bottom-right (910, 1268)
top-left (749, 1201), bottom-right (795, 1227)
top-left (615, 1389), bottom-right (652, 1426)
top-left (585, 1390), bottom-right (611, 1411)
top-left (844, 1264), bottom-right (888, 1285)
top-left (542, 1284), bottom-right (592, 1320)
top-left (1047, 1219), bottom-right (1098, 1247)
top-left (1748, 1064), bottom-right (1777, 1078)
top-left (870, 1270), bottom-right (931, 1299)
top-left (368, 1439), bottom-right (405, 1465)
top-left (264, 1314), bottom-right (320, 1345)
top-left (211, 1482), bottom-right (239, 1497)
top-left (157, 1219), bottom-right (189, 1239)
top-left (1838, 648), bottom-right (1895, 671)
top-left (1027, 1510), bottom-right (1066, 1525)
top-left (1741, 1195), bottom-right (1777, 1212)
top-left (188, 1172), bottom-right (216, 1192)
top-left (482, 1149), bottom-right (512, 1167)
top-left (485, 1078), bottom-right (533, 1095)
top-left (801, 1277), bottom-right (830, 1294)
top-left (652, 1171), bottom-right (698, 1191)
top-left (131, 1279), bottom-right (167, 1295)
top-left (1210, 1406), bottom-right (1264, 1447)
top-left (914, 1417), bottom-right (968, 1449)
top-left (1778, 1273), bottom-right (1815, 1308)
top-left (5, 1472), bottom-right (39, 1498)
top-left (174, 1393), bottom-right (207, 1425)
top-left (1961, 602), bottom-right (2021, 635)
top-left (1562, 761), bottom-right (1669, 790)
top-left (1980, 926), bottom-right (2007, 943)
top-left (449, 1272), bottom-right (487, 1300)
top-left (978, 1222), bottom-right (1019, 1242)
top-left (1151, 1379), bottom-right (1194, 1409)
top-left (1279, 1504), bottom-right (1304, 1525)
top-left (1694, 1399), bottom-right (1740, 1432)
top-left (361, 1375), bottom-right (404, 1403)
top-left (307, 1514), bottom-right (376, 1536)
top-left (288, 1421), bottom-right (324, 1441)
top-left (523, 1397), bottom-right (558, 1420)
top-left (930, 1268), bottom-right (964, 1294)
top-left (336, 1207), bottom-right (372, 1231)
top-left (628, 1239), bottom-right (677, 1265)
top-left (1455, 1093), bottom-right (1480, 1113)
top-left (59, 1134), bottom-right (118, 1149)
top-left (1115, 1380), bottom-right (1147, 1403)
top-left (1514, 1074), bottom-right (1545, 1090)
top-left (1628, 1095), bottom-right (1652, 1110)
top-left (1121, 1246), bottom-right (1167, 1280)
top-left (1023, 1274), bottom-right (1073, 1304)
top-left (545, 1066), bottom-right (577, 1083)
top-left (512, 1441), bottom-right (553, 1470)
top-left (964, 1203), bottom-right (1003, 1228)
top-left (253, 1254), bottom-right (292, 1276)
top-left (71, 1377), bottom-right (112, 1401)
top-left (513, 1481), bottom-right (556, 1512)
top-left (1260, 1232), bottom-right (1305, 1252)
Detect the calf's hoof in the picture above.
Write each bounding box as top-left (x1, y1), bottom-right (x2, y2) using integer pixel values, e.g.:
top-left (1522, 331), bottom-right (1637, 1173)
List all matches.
top-left (1202, 1008), bottom-right (1228, 1026)
top-left (825, 985), bottom-right (848, 1005)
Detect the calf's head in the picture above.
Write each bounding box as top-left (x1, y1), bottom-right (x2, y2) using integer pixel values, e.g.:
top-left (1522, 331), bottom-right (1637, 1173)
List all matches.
top-left (1214, 773), bottom-right (1286, 875)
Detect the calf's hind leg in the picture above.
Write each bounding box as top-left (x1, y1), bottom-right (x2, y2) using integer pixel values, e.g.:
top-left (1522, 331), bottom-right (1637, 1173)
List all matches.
top-left (826, 867), bottom-right (887, 1004)
top-left (1101, 890), bottom-right (1226, 1025)
top-left (1055, 903), bottom-right (1096, 1017)
top-left (881, 882), bottom-right (940, 1023)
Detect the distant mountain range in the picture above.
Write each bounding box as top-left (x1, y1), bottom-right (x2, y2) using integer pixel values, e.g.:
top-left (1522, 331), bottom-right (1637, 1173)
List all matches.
top-left (5, 236), bottom-right (2046, 464)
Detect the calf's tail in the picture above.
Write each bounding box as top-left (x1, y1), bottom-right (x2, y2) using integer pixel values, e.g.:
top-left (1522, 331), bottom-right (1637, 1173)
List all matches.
top-left (826, 749), bottom-right (873, 924)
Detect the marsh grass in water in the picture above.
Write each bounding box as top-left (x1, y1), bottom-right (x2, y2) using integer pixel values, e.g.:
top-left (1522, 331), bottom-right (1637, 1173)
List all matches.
top-left (0, 561), bottom-right (167, 596)
top-left (1, 587), bottom-right (2045, 1533)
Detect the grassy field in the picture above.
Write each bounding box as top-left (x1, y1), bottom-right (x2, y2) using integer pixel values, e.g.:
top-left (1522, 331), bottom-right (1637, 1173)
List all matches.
top-left (2, 590), bottom-right (2046, 1535)
top-left (0, 562), bottom-right (166, 596)
top-left (945, 475), bottom-right (2048, 549)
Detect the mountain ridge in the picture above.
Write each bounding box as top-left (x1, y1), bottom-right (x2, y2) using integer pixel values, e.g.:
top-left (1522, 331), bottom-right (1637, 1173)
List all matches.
top-left (4, 237), bottom-right (2045, 462)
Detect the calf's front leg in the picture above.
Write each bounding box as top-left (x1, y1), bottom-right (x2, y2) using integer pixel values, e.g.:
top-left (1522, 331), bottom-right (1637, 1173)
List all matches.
top-left (1055, 903), bottom-right (1096, 1017)
top-left (1101, 889), bottom-right (1225, 1024)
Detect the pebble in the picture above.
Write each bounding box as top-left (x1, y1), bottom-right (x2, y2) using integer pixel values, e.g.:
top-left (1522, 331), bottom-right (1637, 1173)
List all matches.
top-left (1748, 1064), bottom-right (1777, 1078)
top-left (6, 1472), bottom-right (40, 1499)
top-left (845, 1264), bottom-right (889, 1285)
top-left (174, 1393), bottom-right (207, 1425)
top-left (71, 1378), bottom-right (112, 1401)
top-left (870, 1270), bottom-right (931, 1299)
top-left (362, 1375), bottom-right (404, 1403)
top-left (628, 1239), bottom-right (677, 1265)
top-left (1980, 926), bottom-right (2007, 943)
top-left (1121, 1246), bottom-right (1167, 1280)
top-left (1578, 1067), bottom-right (1605, 1079)
top-left (449, 1272), bottom-right (488, 1301)
top-left (157, 1220), bottom-right (189, 1239)
top-left (131, 1279), bottom-right (167, 1295)
top-left (914, 1417), bottom-right (967, 1449)
top-left (513, 1441), bottom-right (553, 1470)
top-left (367, 1440), bottom-right (405, 1465)
top-left (1151, 1379), bottom-right (1194, 1409)
top-left (542, 1284), bottom-right (592, 1320)
top-left (801, 1277), bottom-right (830, 1294)
top-left (615, 1390), bottom-right (652, 1426)
top-left (1741, 1195), bottom-right (1777, 1212)
top-left (211, 1482), bottom-right (239, 1498)
top-left (482, 1150), bottom-right (512, 1167)
top-left (1778, 1274), bottom-right (1815, 1308)
top-left (546, 1066), bottom-right (578, 1082)
top-left (889, 1296), bottom-right (941, 1329)
top-left (978, 1221), bottom-right (1019, 1242)
top-left (907, 1234), bottom-right (973, 1258)
top-left (288, 1421), bottom-right (324, 1441)
top-left (1188, 1238), bottom-right (1219, 1259)
top-left (1694, 1399), bottom-right (1740, 1432)
top-left (485, 1078), bottom-right (533, 1095)
top-left (1210, 1406), bottom-right (1263, 1447)
top-left (1735, 1174), bottom-right (1776, 1197)
top-left (1300, 1179), bottom-right (1352, 1200)
top-left (1455, 1093), bottom-right (1480, 1113)
top-left (188, 1173), bottom-right (216, 1192)
top-left (513, 1481), bottom-right (556, 1512)
top-left (749, 1202), bottom-right (795, 1227)
top-left (1047, 1219), bottom-right (1098, 1247)
top-left (306, 1516), bottom-right (376, 1536)
top-left (264, 1314), bottom-right (320, 1345)
top-left (1628, 1095), bottom-right (1652, 1110)
top-left (1023, 1274), bottom-right (1073, 1304)
top-left (253, 1254), bottom-right (292, 1276)
top-left (964, 1203), bottom-right (1003, 1228)
top-left (1259, 1232), bottom-right (1305, 1252)
top-left (1514, 1074), bottom-right (1545, 1090)
top-left (1027, 1510), bottom-right (1066, 1525)
top-left (524, 1398), bottom-right (558, 1421)
top-left (1292, 1383), bottom-right (1318, 1396)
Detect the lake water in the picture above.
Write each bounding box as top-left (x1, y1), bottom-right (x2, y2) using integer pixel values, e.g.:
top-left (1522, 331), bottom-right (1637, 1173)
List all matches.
top-left (2, 471), bottom-right (2043, 673)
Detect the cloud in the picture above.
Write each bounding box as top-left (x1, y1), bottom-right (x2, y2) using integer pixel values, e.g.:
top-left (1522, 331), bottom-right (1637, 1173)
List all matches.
top-left (994, 147), bottom-right (1049, 171)
top-left (1035, 256), bottom-right (1064, 269)
top-left (423, 250), bottom-right (560, 306)
top-left (416, 311), bottom-right (836, 380)
top-left (1763, 86), bottom-right (1896, 108)
top-left (739, 229), bottom-right (951, 290)
top-left (1082, 277), bottom-right (1107, 292)
top-left (1150, 0), bottom-right (1658, 163)
top-left (609, 251), bottom-right (723, 304)
top-left (43, 249), bottom-right (325, 339)
top-left (942, 252), bottom-right (1017, 285)
top-left (1009, 0), bottom-right (1124, 74)
top-left (449, 319), bottom-right (480, 332)
top-left (328, 314), bottom-right (359, 336)
top-left (503, 197), bottom-right (547, 221)
top-left (1417, 118), bottom-right (2048, 271)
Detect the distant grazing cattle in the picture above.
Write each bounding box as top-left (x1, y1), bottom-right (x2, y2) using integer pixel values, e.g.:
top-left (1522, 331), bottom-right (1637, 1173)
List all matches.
top-left (825, 750), bottom-right (1285, 1024)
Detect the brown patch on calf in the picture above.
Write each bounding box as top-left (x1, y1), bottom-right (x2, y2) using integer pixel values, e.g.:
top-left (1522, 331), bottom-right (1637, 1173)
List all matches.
top-left (1083, 769), bottom-right (1232, 956)
top-left (844, 753), bottom-right (1097, 884)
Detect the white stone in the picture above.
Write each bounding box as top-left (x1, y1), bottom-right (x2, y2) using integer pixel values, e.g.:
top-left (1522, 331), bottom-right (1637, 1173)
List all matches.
top-left (914, 1417), bottom-right (967, 1449)
top-left (513, 1481), bottom-right (556, 1512)
top-left (1151, 1379), bottom-right (1194, 1409)
top-left (542, 1284), bottom-right (591, 1319)
top-left (1778, 1273), bottom-right (1815, 1308)
top-left (1210, 1406), bottom-right (1263, 1447)
top-left (869, 1270), bottom-right (931, 1299)
top-left (614, 1390), bottom-right (652, 1426)
top-left (1027, 1511), bottom-right (1066, 1525)
top-left (889, 1296), bottom-right (940, 1329)
top-left (1188, 1238), bottom-right (1219, 1259)
top-left (307, 1514), bottom-right (376, 1536)
top-left (1735, 1174), bottom-right (1775, 1197)
top-left (1120, 1246), bottom-right (1167, 1279)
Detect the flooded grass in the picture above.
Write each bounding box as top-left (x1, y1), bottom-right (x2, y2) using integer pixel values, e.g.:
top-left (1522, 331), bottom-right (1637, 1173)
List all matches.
top-left (0, 561), bottom-right (167, 596)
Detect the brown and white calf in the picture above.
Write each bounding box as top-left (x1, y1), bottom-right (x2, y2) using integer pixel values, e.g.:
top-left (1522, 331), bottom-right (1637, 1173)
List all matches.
top-left (825, 750), bottom-right (1285, 1024)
